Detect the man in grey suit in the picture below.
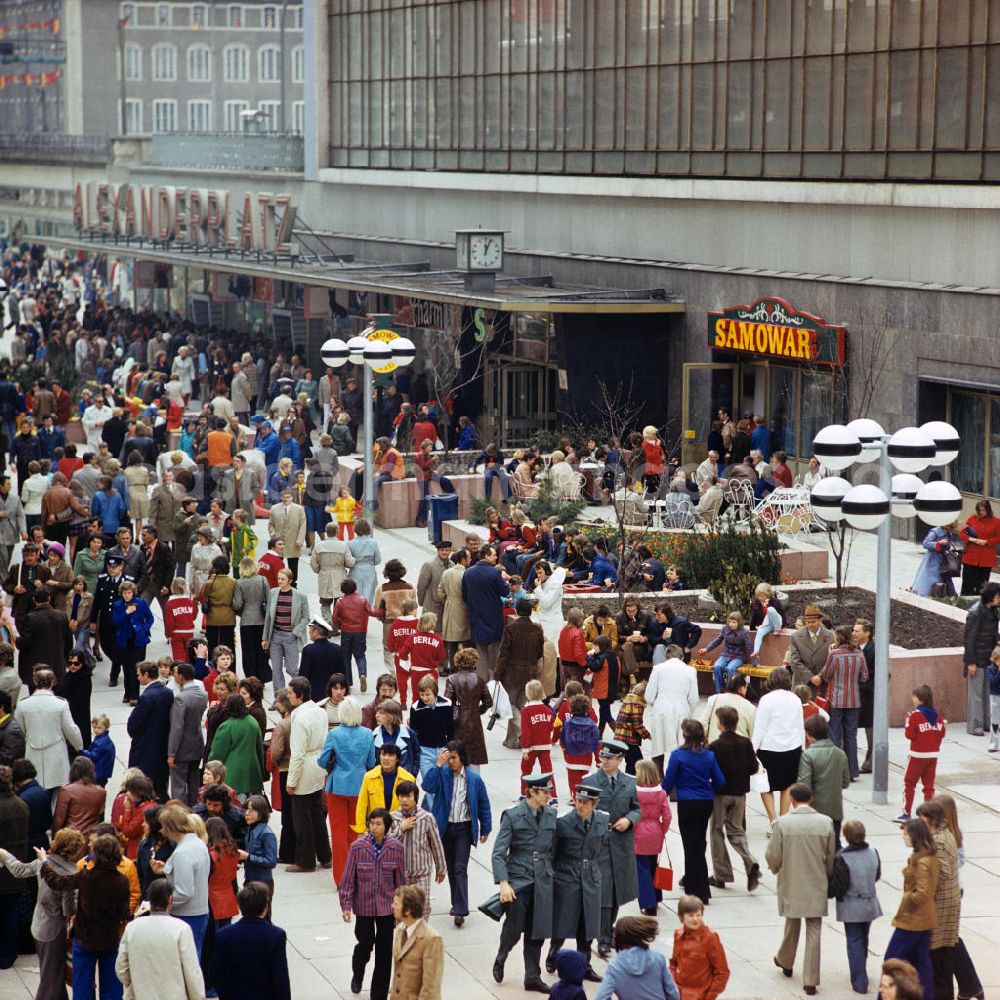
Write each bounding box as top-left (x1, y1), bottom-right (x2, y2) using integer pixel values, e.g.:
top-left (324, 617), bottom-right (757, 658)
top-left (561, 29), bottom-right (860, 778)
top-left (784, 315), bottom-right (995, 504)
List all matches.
top-left (220, 454), bottom-right (262, 524)
top-left (167, 662), bottom-right (209, 806)
top-left (765, 782), bottom-right (836, 996)
top-left (14, 668), bottom-right (82, 792)
top-left (785, 605), bottom-right (835, 689)
top-left (583, 739), bottom-right (641, 957)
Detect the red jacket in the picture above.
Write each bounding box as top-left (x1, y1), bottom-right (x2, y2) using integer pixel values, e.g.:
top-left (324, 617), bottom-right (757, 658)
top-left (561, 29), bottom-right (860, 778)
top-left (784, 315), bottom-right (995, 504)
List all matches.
top-left (164, 595), bottom-right (197, 638)
top-left (399, 630), bottom-right (446, 672)
top-left (411, 420), bottom-right (437, 446)
top-left (520, 700), bottom-right (556, 752)
top-left (670, 923), bottom-right (730, 1000)
top-left (333, 593), bottom-right (382, 633)
top-left (558, 625), bottom-right (587, 666)
top-left (959, 514), bottom-right (1000, 568)
top-left (207, 847), bottom-right (240, 920)
top-left (905, 705), bottom-right (946, 758)
top-left (258, 552), bottom-right (285, 589)
top-left (641, 438), bottom-right (665, 474)
top-left (386, 616), bottom-right (419, 667)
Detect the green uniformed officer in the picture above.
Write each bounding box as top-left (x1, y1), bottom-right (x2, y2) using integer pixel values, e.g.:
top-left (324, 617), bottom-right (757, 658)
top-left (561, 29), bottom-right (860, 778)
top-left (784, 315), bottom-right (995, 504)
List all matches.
top-left (583, 738), bottom-right (641, 957)
top-left (546, 780), bottom-right (607, 982)
top-left (491, 772), bottom-right (557, 994)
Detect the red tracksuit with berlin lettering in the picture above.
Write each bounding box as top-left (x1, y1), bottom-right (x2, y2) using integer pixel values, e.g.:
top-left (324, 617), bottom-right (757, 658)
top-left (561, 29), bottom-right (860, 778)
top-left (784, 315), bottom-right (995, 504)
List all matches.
top-left (903, 704), bottom-right (946, 814)
top-left (386, 615), bottom-right (419, 708)
top-left (520, 700), bottom-right (556, 796)
top-left (164, 595), bottom-right (198, 661)
top-left (398, 629), bottom-right (446, 705)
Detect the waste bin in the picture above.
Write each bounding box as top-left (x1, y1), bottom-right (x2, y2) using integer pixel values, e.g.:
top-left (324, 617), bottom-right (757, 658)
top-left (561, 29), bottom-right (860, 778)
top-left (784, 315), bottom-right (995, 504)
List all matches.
top-left (426, 493), bottom-right (459, 543)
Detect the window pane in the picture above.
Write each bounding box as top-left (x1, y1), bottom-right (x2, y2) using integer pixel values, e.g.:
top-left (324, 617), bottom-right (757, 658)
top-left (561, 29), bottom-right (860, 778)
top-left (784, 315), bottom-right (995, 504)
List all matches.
top-left (951, 392), bottom-right (986, 494)
top-left (800, 373), bottom-right (833, 461)
top-left (935, 48), bottom-right (969, 148)
top-left (770, 366), bottom-right (798, 459)
top-left (990, 399), bottom-right (1000, 499)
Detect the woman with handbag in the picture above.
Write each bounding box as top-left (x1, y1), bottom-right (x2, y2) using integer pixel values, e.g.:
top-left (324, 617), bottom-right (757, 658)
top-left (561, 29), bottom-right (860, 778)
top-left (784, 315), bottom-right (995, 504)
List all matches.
top-left (959, 499), bottom-right (1000, 596)
top-left (200, 555), bottom-right (237, 652)
top-left (911, 521), bottom-right (959, 597)
top-left (232, 557), bottom-right (271, 683)
top-left (634, 759), bottom-right (672, 916)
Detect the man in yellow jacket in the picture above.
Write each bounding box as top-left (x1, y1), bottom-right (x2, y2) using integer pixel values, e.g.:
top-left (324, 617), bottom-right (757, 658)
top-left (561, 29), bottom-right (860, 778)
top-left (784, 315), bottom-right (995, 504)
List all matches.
top-left (354, 745), bottom-right (415, 833)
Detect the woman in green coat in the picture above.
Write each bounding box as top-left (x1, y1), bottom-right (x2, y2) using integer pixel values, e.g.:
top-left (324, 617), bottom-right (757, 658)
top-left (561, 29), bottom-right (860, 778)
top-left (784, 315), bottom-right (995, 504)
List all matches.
top-left (209, 694), bottom-right (265, 796)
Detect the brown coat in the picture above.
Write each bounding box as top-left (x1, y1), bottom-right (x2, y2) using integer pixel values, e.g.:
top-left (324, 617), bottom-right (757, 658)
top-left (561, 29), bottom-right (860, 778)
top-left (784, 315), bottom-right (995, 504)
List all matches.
top-left (41, 484), bottom-right (88, 529)
top-left (45, 559), bottom-right (74, 614)
top-left (269, 716), bottom-right (291, 772)
top-left (583, 615), bottom-right (619, 649)
top-left (443, 669), bottom-right (492, 767)
top-left (929, 828), bottom-right (960, 948)
top-left (148, 482), bottom-right (185, 543)
top-left (391, 920), bottom-right (443, 1000)
top-left (436, 564), bottom-right (469, 642)
top-left (496, 615), bottom-right (544, 696)
top-left (892, 851), bottom-right (939, 932)
top-left (52, 780), bottom-right (107, 834)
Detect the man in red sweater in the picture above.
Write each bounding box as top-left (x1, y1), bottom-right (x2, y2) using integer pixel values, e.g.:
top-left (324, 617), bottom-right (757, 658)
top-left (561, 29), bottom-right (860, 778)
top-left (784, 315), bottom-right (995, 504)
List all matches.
top-left (558, 608), bottom-right (588, 688)
top-left (258, 537), bottom-right (286, 589)
top-left (332, 578), bottom-right (384, 692)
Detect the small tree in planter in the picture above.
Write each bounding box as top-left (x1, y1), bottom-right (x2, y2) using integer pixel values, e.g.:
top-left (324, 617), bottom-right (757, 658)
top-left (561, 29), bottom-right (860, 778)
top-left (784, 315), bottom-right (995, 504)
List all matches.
top-left (674, 520), bottom-right (783, 590)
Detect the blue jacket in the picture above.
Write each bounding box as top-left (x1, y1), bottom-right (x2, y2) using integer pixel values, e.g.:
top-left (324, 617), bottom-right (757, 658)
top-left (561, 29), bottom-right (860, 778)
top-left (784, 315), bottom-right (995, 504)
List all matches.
top-left (37, 426), bottom-right (66, 459)
top-left (91, 490), bottom-right (128, 534)
top-left (461, 561), bottom-right (510, 644)
top-left (319, 724), bottom-right (377, 796)
top-left (278, 438), bottom-right (302, 469)
top-left (243, 820), bottom-right (278, 883)
top-left (662, 747), bottom-right (726, 802)
top-left (749, 425), bottom-right (771, 457)
top-left (594, 947), bottom-right (679, 1000)
top-left (988, 661), bottom-right (1000, 695)
top-left (268, 469), bottom-right (293, 505)
top-left (257, 430), bottom-right (281, 469)
top-left (112, 596), bottom-right (154, 648)
top-left (589, 553), bottom-right (618, 586)
top-left (179, 428), bottom-right (197, 459)
top-left (457, 425), bottom-right (475, 450)
top-left (126, 680), bottom-right (173, 789)
top-left (79, 731), bottom-right (116, 785)
top-left (18, 779), bottom-right (52, 849)
top-left (209, 916), bottom-right (290, 1000)
top-left (423, 764), bottom-right (492, 842)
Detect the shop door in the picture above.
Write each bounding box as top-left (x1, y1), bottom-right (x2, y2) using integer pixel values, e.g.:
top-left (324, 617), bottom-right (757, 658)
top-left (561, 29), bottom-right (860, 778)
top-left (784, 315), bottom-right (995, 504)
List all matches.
top-left (681, 363), bottom-right (736, 466)
top-left (484, 363), bottom-right (555, 449)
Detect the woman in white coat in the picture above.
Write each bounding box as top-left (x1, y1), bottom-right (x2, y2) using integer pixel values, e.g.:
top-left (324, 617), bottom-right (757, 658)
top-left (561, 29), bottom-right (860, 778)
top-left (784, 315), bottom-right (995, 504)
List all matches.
top-left (644, 643), bottom-right (699, 773)
top-left (532, 560), bottom-right (567, 646)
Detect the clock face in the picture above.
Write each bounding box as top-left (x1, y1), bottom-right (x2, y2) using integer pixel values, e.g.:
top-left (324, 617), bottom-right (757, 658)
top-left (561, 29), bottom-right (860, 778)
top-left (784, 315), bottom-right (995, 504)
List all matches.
top-left (469, 235), bottom-right (502, 270)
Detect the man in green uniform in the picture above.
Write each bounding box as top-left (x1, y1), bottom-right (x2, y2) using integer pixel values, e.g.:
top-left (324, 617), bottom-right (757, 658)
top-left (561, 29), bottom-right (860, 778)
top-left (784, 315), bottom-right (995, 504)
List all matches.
top-left (491, 772), bottom-right (557, 994)
top-left (546, 781), bottom-right (607, 982)
top-left (583, 738), bottom-right (641, 957)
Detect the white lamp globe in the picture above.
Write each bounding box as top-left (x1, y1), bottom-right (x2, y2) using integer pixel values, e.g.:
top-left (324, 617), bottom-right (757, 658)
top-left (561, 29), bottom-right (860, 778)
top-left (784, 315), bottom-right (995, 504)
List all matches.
top-left (812, 425), bottom-right (862, 471)
top-left (810, 476), bottom-right (852, 522)
top-left (346, 335), bottom-right (369, 365)
top-left (362, 340), bottom-right (393, 368)
top-left (914, 480), bottom-right (963, 526)
top-left (841, 484), bottom-right (890, 530)
top-left (919, 421), bottom-right (960, 467)
top-left (887, 426), bottom-right (936, 473)
top-left (390, 337), bottom-right (416, 368)
top-left (846, 418), bottom-right (885, 464)
top-left (890, 473), bottom-right (924, 518)
top-left (320, 338), bottom-right (349, 369)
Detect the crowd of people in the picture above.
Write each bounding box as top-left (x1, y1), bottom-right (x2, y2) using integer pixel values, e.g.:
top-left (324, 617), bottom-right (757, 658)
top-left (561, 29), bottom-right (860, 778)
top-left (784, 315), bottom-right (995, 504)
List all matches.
top-left (0, 243), bottom-right (991, 1000)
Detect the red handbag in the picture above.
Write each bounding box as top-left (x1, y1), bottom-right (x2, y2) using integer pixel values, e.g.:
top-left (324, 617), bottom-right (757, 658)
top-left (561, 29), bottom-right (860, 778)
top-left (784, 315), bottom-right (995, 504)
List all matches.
top-left (653, 845), bottom-right (674, 891)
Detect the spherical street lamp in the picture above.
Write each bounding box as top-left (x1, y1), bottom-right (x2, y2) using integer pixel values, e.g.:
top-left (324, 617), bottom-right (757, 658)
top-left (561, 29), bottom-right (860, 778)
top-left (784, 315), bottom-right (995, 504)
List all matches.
top-left (361, 340), bottom-right (392, 368)
top-left (920, 421), bottom-right (960, 467)
top-left (346, 335), bottom-right (369, 365)
top-left (841, 484), bottom-right (891, 530)
top-left (887, 426), bottom-right (937, 473)
top-left (810, 476), bottom-right (852, 522)
top-left (812, 425), bottom-right (862, 471)
top-left (890, 473), bottom-right (924, 518)
top-left (320, 338), bottom-right (349, 369)
top-left (391, 337), bottom-right (416, 367)
top-left (914, 480), bottom-right (963, 526)
top-left (846, 418), bottom-right (885, 464)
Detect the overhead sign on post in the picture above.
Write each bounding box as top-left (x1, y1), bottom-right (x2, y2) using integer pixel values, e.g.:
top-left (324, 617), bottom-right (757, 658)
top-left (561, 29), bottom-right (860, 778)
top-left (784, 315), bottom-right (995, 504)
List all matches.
top-left (707, 297), bottom-right (846, 366)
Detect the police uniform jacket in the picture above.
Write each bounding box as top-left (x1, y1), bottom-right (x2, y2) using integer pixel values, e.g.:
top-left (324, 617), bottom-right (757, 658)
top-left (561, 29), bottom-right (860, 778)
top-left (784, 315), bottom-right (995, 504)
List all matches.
top-left (93, 572), bottom-right (134, 627)
top-left (582, 768), bottom-right (641, 907)
top-left (490, 799), bottom-right (556, 940)
top-left (551, 807), bottom-right (608, 940)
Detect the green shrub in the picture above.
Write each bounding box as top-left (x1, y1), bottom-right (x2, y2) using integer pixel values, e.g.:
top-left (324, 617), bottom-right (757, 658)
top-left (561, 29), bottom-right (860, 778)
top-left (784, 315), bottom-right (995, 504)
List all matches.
top-left (522, 477), bottom-right (587, 527)
top-left (468, 494), bottom-right (512, 526)
top-left (706, 572), bottom-right (762, 620)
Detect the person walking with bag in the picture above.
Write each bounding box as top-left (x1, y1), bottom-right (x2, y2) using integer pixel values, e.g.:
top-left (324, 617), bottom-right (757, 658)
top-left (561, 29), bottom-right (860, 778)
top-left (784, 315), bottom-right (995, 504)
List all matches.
top-left (633, 759), bottom-right (672, 916)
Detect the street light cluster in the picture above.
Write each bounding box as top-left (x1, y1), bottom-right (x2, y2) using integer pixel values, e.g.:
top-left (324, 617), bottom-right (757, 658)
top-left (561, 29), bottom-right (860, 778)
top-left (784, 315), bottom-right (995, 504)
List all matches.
top-left (320, 334), bottom-right (417, 371)
top-left (810, 419), bottom-right (963, 530)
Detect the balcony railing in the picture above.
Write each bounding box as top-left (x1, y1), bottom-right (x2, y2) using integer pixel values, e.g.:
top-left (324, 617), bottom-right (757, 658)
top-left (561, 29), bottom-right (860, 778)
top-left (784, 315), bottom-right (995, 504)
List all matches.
top-left (0, 132), bottom-right (112, 163)
top-left (151, 132), bottom-right (304, 172)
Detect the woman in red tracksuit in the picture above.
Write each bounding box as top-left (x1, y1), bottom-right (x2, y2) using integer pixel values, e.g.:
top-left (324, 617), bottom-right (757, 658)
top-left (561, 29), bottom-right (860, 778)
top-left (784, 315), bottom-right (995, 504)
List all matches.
top-left (397, 612), bottom-right (446, 705)
top-left (520, 679), bottom-right (556, 796)
top-left (164, 578), bottom-right (198, 662)
top-left (558, 608), bottom-right (588, 690)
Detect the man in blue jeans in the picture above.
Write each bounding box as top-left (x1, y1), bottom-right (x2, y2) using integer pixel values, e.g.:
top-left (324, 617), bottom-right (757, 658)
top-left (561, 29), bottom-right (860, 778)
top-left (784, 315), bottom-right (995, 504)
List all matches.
top-left (423, 740), bottom-right (492, 927)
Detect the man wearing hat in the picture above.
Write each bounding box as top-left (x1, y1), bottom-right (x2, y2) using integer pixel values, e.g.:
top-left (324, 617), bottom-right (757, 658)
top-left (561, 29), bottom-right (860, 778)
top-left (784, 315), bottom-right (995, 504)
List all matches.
top-left (584, 739), bottom-right (641, 957)
top-left (786, 606), bottom-right (835, 690)
top-left (298, 617), bottom-right (345, 700)
top-left (93, 554), bottom-right (135, 689)
top-left (546, 781), bottom-right (608, 981)
top-left (490, 772), bottom-right (557, 993)
top-left (416, 540), bottom-right (452, 626)
top-left (255, 420), bottom-right (281, 471)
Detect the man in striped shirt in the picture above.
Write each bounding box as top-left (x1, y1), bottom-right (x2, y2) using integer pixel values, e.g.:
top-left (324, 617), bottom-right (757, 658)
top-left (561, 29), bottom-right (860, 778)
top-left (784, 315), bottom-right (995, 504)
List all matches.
top-left (810, 625), bottom-right (869, 780)
top-left (389, 781), bottom-right (446, 916)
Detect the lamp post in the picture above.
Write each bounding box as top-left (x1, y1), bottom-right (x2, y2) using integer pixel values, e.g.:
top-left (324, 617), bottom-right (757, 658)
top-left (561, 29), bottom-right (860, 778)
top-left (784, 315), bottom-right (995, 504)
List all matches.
top-left (321, 331), bottom-right (415, 522)
top-left (810, 419), bottom-right (962, 804)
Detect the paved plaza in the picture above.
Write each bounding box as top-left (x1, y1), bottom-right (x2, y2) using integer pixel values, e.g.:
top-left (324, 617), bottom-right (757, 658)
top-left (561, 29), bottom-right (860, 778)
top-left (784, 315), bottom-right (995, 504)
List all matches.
top-left (2, 523), bottom-right (998, 1000)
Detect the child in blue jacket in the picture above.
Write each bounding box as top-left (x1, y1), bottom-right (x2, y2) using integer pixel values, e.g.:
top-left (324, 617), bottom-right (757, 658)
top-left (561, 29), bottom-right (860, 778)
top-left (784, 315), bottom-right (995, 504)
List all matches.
top-left (699, 612), bottom-right (753, 694)
top-left (988, 645), bottom-right (1000, 752)
top-left (240, 794), bottom-right (278, 889)
top-left (80, 714), bottom-right (116, 786)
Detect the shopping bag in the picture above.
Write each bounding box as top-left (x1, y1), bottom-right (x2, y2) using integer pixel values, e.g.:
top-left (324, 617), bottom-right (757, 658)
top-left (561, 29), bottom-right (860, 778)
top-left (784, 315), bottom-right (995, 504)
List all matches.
top-left (486, 679), bottom-right (513, 719)
top-left (653, 844), bottom-right (674, 891)
top-left (750, 757), bottom-right (770, 794)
